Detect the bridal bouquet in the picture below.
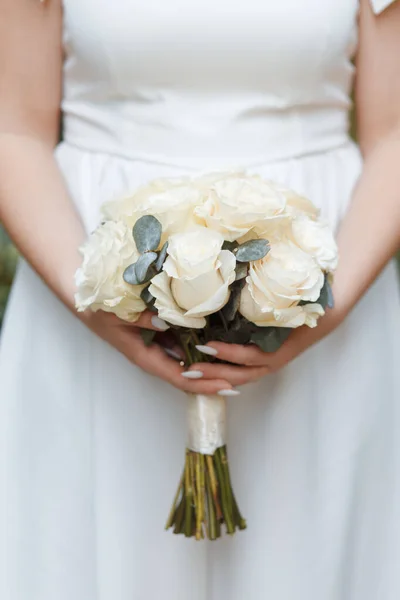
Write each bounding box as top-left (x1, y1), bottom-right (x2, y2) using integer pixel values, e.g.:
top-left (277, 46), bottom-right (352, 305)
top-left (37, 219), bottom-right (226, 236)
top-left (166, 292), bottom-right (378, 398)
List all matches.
top-left (75, 171), bottom-right (338, 540)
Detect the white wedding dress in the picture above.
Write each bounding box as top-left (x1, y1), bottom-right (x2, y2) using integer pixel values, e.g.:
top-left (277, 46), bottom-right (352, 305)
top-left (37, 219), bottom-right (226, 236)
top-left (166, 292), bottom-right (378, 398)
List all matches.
top-left (1, 1), bottom-right (400, 599)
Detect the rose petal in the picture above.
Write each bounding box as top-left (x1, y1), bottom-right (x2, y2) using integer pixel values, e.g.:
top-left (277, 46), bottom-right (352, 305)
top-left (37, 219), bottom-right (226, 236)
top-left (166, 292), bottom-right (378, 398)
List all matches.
top-left (149, 272), bottom-right (206, 329)
top-left (185, 250), bottom-right (236, 317)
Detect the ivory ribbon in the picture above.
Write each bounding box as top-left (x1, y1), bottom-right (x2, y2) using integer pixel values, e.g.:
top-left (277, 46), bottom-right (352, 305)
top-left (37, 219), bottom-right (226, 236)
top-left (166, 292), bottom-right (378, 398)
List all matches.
top-left (187, 394), bottom-right (227, 455)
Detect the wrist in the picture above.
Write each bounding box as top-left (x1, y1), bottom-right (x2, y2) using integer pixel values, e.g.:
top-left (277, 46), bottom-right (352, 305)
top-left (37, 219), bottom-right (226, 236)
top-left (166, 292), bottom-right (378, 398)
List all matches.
top-left (329, 276), bottom-right (357, 325)
top-left (51, 252), bottom-right (82, 316)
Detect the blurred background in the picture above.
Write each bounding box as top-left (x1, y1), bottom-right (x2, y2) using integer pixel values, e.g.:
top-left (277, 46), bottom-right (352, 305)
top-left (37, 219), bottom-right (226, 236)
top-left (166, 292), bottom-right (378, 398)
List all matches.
top-left (0, 227), bottom-right (18, 328)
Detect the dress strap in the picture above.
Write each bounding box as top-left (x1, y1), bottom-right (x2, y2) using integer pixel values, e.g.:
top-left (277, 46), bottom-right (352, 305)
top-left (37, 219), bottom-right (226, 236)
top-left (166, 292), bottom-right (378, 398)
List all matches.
top-left (370, 0), bottom-right (397, 14)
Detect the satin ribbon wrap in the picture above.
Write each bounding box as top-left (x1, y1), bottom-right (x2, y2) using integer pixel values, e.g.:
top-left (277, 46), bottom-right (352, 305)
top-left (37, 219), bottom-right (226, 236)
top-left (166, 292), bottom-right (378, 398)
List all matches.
top-left (187, 394), bottom-right (227, 455)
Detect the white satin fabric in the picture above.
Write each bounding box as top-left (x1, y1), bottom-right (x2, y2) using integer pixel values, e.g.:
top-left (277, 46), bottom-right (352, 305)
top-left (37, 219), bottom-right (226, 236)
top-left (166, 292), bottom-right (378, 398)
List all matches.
top-left (371, 0), bottom-right (397, 13)
top-left (1, 1), bottom-right (400, 599)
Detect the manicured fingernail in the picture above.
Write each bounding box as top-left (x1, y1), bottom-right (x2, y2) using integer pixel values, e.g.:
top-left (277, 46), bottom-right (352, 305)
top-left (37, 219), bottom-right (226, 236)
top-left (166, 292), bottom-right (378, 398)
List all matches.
top-left (195, 345), bottom-right (218, 357)
top-left (218, 389), bottom-right (241, 397)
top-left (164, 348), bottom-right (182, 361)
top-left (151, 316), bottom-right (170, 331)
top-left (181, 370), bottom-right (204, 379)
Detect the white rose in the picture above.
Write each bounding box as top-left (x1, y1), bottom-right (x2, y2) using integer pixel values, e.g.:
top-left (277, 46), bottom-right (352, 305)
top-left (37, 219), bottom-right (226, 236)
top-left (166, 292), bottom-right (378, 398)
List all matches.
top-left (194, 174), bottom-right (287, 242)
top-left (240, 285), bottom-right (324, 327)
top-left (149, 228), bottom-right (236, 328)
top-left (102, 178), bottom-right (203, 237)
top-left (277, 185), bottom-right (320, 219)
top-left (194, 170), bottom-right (247, 187)
top-left (239, 241), bottom-right (325, 327)
top-left (291, 216), bottom-right (338, 272)
top-left (75, 221), bottom-right (146, 322)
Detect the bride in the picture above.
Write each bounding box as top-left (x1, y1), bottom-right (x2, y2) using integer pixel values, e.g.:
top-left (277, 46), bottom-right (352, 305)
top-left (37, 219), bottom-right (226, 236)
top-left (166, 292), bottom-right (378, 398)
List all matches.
top-left (0, 1), bottom-right (399, 599)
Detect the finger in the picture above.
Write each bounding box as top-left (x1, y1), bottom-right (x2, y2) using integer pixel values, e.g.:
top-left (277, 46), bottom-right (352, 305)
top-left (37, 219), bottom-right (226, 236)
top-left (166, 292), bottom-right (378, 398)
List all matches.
top-left (128, 310), bottom-right (171, 332)
top-left (143, 347), bottom-right (236, 395)
top-left (120, 331), bottom-right (236, 395)
top-left (202, 342), bottom-right (272, 367)
top-left (187, 362), bottom-right (270, 386)
top-left (163, 346), bottom-right (185, 361)
top-left (179, 378), bottom-right (240, 396)
top-left (154, 332), bottom-right (185, 360)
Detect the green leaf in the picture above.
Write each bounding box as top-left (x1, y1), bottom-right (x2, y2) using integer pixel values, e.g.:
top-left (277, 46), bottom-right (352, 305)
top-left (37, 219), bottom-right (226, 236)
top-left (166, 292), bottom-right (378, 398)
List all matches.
top-left (221, 285), bottom-right (242, 322)
top-left (222, 240), bottom-right (238, 252)
top-left (135, 252), bottom-right (158, 283)
top-left (234, 314), bottom-right (258, 335)
top-left (155, 241), bottom-right (169, 271)
top-left (235, 262), bottom-right (248, 281)
top-left (326, 280), bottom-right (334, 309)
top-left (235, 239), bottom-right (270, 263)
top-left (140, 329), bottom-right (157, 347)
top-left (223, 330), bottom-right (253, 344)
top-left (123, 263), bottom-right (140, 286)
top-left (140, 286), bottom-right (154, 305)
top-left (132, 215), bottom-right (162, 253)
top-left (210, 325), bottom-right (252, 345)
top-left (251, 327), bottom-right (292, 353)
top-left (316, 275), bottom-right (334, 310)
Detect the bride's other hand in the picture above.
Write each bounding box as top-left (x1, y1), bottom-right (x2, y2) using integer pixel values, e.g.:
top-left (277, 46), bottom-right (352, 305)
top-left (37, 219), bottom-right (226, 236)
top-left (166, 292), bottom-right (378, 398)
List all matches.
top-left (190, 303), bottom-right (345, 381)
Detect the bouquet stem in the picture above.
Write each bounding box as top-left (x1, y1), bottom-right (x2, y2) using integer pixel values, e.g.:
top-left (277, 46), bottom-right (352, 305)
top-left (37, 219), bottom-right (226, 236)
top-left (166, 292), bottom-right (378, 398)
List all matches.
top-left (165, 331), bottom-right (246, 540)
top-left (166, 445), bottom-right (246, 540)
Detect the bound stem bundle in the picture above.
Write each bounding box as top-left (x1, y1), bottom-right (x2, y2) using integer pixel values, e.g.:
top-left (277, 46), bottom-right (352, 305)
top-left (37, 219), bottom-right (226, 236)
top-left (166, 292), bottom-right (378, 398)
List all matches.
top-left (165, 335), bottom-right (246, 540)
top-left (165, 446), bottom-right (246, 540)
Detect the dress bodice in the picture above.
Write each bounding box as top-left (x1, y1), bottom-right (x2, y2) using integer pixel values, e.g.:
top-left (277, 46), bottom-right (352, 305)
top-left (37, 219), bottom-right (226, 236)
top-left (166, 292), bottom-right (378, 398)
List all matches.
top-left (61, 0), bottom-right (394, 169)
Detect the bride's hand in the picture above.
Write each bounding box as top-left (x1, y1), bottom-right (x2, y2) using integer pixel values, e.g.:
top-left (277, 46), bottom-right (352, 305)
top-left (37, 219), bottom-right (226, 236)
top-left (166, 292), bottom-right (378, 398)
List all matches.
top-left (188, 306), bottom-right (346, 386)
top-left (80, 309), bottom-right (236, 396)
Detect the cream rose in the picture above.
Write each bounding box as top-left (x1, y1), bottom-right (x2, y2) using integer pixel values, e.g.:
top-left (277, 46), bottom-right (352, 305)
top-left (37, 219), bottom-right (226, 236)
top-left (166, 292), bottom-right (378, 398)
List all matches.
top-left (240, 285), bottom-right (325, 327)
top-left (194, 174), bottom-right (287, 242)
top-left (102, 178), bottom-right (204, 238)
top-left (291, 216), bottom-right (338, 272)
top-left (149, 228), bottom-right (236, 328)
top-left (239, 241), bottom-right (325, 327)
top-left (277, 185), bottom-right (320, 219)
top-left (75, 221), bottom-right (146, 322)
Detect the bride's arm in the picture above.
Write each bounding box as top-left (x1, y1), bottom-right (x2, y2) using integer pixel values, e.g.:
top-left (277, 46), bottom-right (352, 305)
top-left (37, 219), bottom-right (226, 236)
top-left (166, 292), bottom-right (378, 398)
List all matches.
top-left (333, 0), bottom-right (400, 315)
top-left (190, 0), bottom-right (400, 378)
top-left (0, 1), bottom-right (83, 309)
top-left (0, 0), bottom-right (235, 395)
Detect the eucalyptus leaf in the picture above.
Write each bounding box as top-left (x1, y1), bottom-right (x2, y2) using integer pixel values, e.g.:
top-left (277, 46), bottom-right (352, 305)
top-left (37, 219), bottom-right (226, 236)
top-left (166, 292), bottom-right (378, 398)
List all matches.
top-left (140, 329), bottom-right (157, 347)
top-left (132, 215), bottom-right (162, 253)
top-left (235, 239), bottom-right (270, 263)
top-left (316, 275), bottom-right (334, 310)
top-left (135, 252), bottom-right (158, 283)
top-left (221, 285), bottom-right (242, 322)
top-left (222, 240), bottom-right (238, 252)
top-left (140, 286), bottom-right (155, 306)
top-left (123, 263), bottom-right (140, 286)
top-left (212, 327), bottom-right (252, 345)
top-left (225, 330), bottom-right (253, 344)
top-left (251, 327), bottom-right (292, 353)
top-left (326, 279), bottom-right (334, 309)
top-left (235, 262), bottom-right (248, 281)
top-left (230, 314), bottom-right (243, 332)
top-left (235, 314), bottom-right (258, 335)
top-left (155, 241), bottom-right (169, 271)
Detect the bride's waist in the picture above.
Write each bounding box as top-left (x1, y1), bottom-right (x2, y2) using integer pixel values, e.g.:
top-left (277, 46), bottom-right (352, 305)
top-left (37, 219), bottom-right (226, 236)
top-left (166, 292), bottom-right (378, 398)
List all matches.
top-left (62, 103), bottom-right (351, 170)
